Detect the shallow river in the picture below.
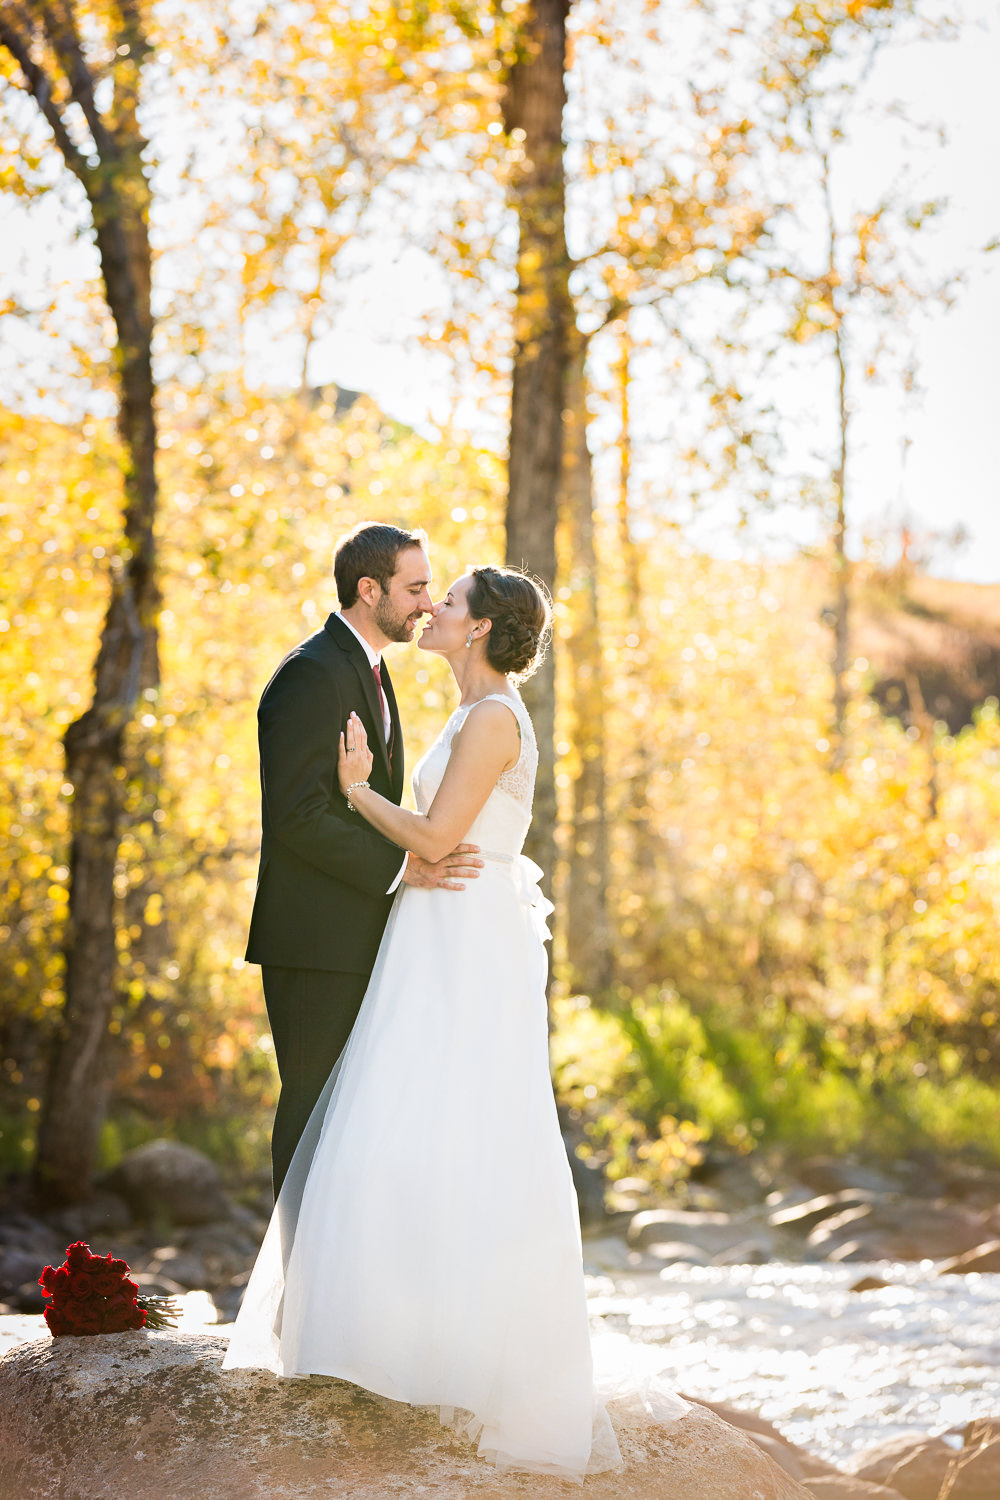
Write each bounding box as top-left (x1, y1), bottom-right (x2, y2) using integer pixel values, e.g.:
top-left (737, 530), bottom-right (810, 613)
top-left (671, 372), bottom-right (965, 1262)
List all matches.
top-left (586, 1259), bottom-right (1000, 1466)
top-left (3, 1261), bottom-right (998, 1470)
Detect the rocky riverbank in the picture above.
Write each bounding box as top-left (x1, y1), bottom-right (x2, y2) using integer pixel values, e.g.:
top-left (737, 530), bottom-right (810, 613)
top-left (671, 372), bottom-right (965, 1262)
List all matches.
top-left (2, 1135), bottom-right (1000, 1498)
top-left (579, 1147), bottom-right (1000, 1276)
top-left (0, 1324), bottom-right (997, 1499)
top-left (4, 1142), bottom-right (1000, 1323)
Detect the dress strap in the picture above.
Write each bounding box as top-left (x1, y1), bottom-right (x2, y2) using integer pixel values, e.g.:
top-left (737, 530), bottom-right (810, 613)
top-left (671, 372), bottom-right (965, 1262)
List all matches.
top-left (472, 692), bottom-right (522, 710)
top-left (471, 692), bottom-right (525, 724)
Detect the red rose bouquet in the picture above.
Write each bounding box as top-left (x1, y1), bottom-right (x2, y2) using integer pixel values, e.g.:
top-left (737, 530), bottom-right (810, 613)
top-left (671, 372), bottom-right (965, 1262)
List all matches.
top-left (39, 1241), bottom-right (179, 1336)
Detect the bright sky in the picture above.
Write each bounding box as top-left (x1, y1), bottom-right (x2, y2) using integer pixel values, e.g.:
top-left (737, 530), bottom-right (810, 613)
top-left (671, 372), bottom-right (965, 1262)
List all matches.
top-left (2, 2), bottom-right (997, 581)
top-left (297, 1), bottom-right (1000, 583)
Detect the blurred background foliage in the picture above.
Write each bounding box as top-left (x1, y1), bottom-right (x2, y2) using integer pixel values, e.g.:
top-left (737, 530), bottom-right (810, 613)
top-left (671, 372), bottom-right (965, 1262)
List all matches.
top-left (1, 0), bottom-right (998, 1197)
top-left (4, 381), bottom-right (999, 1182)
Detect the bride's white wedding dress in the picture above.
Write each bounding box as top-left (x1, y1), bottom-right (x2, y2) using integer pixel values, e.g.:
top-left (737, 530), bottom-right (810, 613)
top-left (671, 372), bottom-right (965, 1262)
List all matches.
top-left (224, 691), bottom-right (685, 1479)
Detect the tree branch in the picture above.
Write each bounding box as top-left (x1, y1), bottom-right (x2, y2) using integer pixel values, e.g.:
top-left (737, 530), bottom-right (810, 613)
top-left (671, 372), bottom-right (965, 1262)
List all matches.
top-left (38, 0), bottom-right (114, 159)
top-left (0, 4), bottom-right (91, 184)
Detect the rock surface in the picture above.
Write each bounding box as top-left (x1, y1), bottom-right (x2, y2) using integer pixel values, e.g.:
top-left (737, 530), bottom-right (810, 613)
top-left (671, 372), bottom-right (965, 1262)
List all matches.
top-left (938, 1241), bottom-right (1000, 1275)
top-left (100, 1140), bottom-right (231, 1225)
top-left (882, 1441), bottom-right (956, 1499)
top-left (0, 1330), bottom-right (814, 1500)
top-left (684, 1397), bottom-right (839, 1480)
top-left (627, 1208), bottom-right (767, 1258)
top-left (940, 1436), bottom-right (1000, 1498)
top-left (852, 1436), bottom-right (951, 1485)
top-left (803, 1479), bottom-right (905, 1498)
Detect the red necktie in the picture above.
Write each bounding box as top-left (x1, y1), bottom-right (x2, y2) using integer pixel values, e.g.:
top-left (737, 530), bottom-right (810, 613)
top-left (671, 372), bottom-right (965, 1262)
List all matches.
top-left (372, 660), bottom-right (394, 770)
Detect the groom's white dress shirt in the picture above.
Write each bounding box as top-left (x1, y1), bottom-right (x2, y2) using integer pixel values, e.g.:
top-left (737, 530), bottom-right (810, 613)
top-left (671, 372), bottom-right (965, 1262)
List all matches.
top-left (335, 611), bottom-right (407, 893)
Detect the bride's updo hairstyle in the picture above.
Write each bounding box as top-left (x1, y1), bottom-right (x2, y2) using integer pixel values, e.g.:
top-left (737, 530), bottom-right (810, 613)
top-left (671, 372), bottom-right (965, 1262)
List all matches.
top-left (466, 565), bottom-right (552, 681)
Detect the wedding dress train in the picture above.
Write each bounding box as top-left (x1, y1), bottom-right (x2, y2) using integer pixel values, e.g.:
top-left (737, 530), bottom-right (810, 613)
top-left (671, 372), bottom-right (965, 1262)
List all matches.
top-left (224, 692), bottom-right (685, 1479)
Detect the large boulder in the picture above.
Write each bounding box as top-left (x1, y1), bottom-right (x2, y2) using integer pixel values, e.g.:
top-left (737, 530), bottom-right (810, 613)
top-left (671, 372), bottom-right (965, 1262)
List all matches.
top-left (0, 1329), bottom-right (814, 1500)
top-left (100, 1140), bottom-right (230, 1226)
top-left (627, 1208), bottom-right (771, 1259)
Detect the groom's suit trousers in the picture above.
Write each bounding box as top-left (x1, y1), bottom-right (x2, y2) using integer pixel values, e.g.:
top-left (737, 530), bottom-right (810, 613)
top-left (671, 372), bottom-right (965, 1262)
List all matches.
top-left (262, 964), bottom-right (369, 1199)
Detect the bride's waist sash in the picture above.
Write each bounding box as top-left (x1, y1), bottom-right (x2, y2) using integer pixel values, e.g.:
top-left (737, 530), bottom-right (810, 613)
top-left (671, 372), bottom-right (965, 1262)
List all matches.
top-left (477, 849), bottom-right (554, 944)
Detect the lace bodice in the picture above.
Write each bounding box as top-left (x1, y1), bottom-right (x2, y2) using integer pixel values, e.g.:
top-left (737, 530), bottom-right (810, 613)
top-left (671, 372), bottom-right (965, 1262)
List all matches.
top-left (412, 691), bottom-right (537, 857)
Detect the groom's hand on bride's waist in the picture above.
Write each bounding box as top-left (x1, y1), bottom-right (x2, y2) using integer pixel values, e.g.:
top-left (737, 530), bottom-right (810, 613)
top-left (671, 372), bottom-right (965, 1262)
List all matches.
top-left (401, 845), bottom-right (483, 891)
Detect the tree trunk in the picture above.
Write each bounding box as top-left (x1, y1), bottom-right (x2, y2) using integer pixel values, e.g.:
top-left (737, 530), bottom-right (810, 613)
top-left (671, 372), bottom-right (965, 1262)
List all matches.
top-left (830, 321), bottom-right (850, 769)
top-left (7, 3), bottom-right (162, 1204)
top-left (501, 0), bottom-right (571, 891)
top-left (819, 145), bottom-right (850, 771)
top-left (615, 323), bottom-right (653, 876)
top-left (561, 330), bottom-right (613, 993)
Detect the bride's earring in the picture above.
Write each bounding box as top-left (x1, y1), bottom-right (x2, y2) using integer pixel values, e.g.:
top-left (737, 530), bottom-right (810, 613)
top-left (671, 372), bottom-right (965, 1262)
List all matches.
top-left (465, 633), bottom-right (474, 648)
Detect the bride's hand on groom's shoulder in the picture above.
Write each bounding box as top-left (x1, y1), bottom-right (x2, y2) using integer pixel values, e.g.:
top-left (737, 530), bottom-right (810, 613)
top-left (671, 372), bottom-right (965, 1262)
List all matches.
top-left (402, 845), bottom-right (483, 891)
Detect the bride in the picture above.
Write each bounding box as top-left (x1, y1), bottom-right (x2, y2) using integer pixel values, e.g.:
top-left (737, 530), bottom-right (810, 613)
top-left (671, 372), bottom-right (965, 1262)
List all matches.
top-left (224, 564), bottom-right (683, 1478)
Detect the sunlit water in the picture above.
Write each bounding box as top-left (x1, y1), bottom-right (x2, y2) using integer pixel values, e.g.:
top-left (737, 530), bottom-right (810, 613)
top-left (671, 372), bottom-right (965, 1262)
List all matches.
top-left (586, 1260), bottom-right (1000, 1465)
top-left (3, 1270), bottom-right (998, 1469)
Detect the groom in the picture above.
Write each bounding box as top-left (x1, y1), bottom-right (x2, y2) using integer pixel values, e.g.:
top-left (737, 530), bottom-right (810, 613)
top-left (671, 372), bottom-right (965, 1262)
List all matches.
top-left (246, 521), bottom-right (482, 1195)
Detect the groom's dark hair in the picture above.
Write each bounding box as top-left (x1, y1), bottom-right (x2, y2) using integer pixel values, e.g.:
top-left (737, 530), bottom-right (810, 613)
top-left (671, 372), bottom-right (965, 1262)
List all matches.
top-left (334, 522), bottom-right (427, 607)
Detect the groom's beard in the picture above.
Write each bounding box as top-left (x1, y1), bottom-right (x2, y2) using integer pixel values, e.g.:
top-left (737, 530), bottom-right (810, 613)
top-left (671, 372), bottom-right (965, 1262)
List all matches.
top-left (374, 592), bottom-right (423, 644)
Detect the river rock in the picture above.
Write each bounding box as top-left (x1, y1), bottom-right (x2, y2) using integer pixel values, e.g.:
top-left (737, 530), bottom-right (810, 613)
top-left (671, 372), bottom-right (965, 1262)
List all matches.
top-left (940, 1437), bottom-right (1000, 1498)
top-left (211, 1268), bottom-right (251, 1322)
top-left (938, 1240), bottom-right (1000, 1275)
top-left (0, 1225), bottom-right (68, 1310)
top-left (883, 1440), bottom-right (956, 1499)
top-left (101, 1140), bottom-right (230, 1226)
top-left (688, 1152), bottom-right (772, 1209)
top-left (806, 1206), bottom-right (875, 1252)
top-left (795, 1158), bottom-right (906, 1198)
top-left (873, 1203), bottom-right (996, 1261)
top-left (963, 1419), bottom-right (1000, 1446)
top-left (136, 1245), bottom-right (211, 1291)
top-left (711, 1239), bottom-right (774, 1265)
top-left (749, 1431), bottom-right (808, 1480)
top-left (804, 1479), bottom-right (906, 1498)
top-left (0, 1330), bottom-right (814, 1499)
top-left (627, 1208), bottom-right (765, 1257)
top-left (45, 1190), bottom-right (134, 1241)
top-left (0, 1214), bottom-right (64, 1293)
top-left (825, 1240), bottom-right (874, 1264)
top-left (0, 1244), bottom-right (52, 1301)
top-left (806, 1201), bottom-right (993, 1262)
top-left (564, 1133), bottom-right (608, 1227)
top-left (769, 1192), bottom-right (877, 1234)
top-left (644, 1239), bottom-right (713, 1265)
top-left (582, 1234), bottom-right (643, 1272)
top-left (181, 1222), bottom-right (260, 1282)
top-left (853, 1434), bottom-right (952, 1485)
top-left (685, 1398), bottom-right (839, 1479)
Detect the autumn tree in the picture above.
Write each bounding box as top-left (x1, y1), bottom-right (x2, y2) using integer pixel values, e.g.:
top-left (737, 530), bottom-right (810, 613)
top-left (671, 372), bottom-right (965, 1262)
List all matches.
top-left (560, 324), bottom-right (613, 990)
top-left (499, 0), bottom-right (572, 888)
top-left (748, 0), bottom-right (948, 767)
top-left (0, 0), bottom-right (163, 1202)
top-left (556, 6), bottom-right (772, 986)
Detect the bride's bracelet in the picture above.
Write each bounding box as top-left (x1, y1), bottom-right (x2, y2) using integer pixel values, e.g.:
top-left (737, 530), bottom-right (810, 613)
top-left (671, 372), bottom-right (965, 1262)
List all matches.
top-left (346, 780), bottom-right (370, 813)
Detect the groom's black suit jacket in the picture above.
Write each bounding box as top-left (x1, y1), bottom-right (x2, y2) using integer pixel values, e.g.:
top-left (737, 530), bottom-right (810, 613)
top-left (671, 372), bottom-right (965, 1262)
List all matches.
top-left (245, 612), bottom-right (407, 975)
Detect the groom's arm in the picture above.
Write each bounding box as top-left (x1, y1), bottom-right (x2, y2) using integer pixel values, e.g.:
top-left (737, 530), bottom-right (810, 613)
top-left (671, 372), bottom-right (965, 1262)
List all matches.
top-left (259, 655), bottom-right (406, 896)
